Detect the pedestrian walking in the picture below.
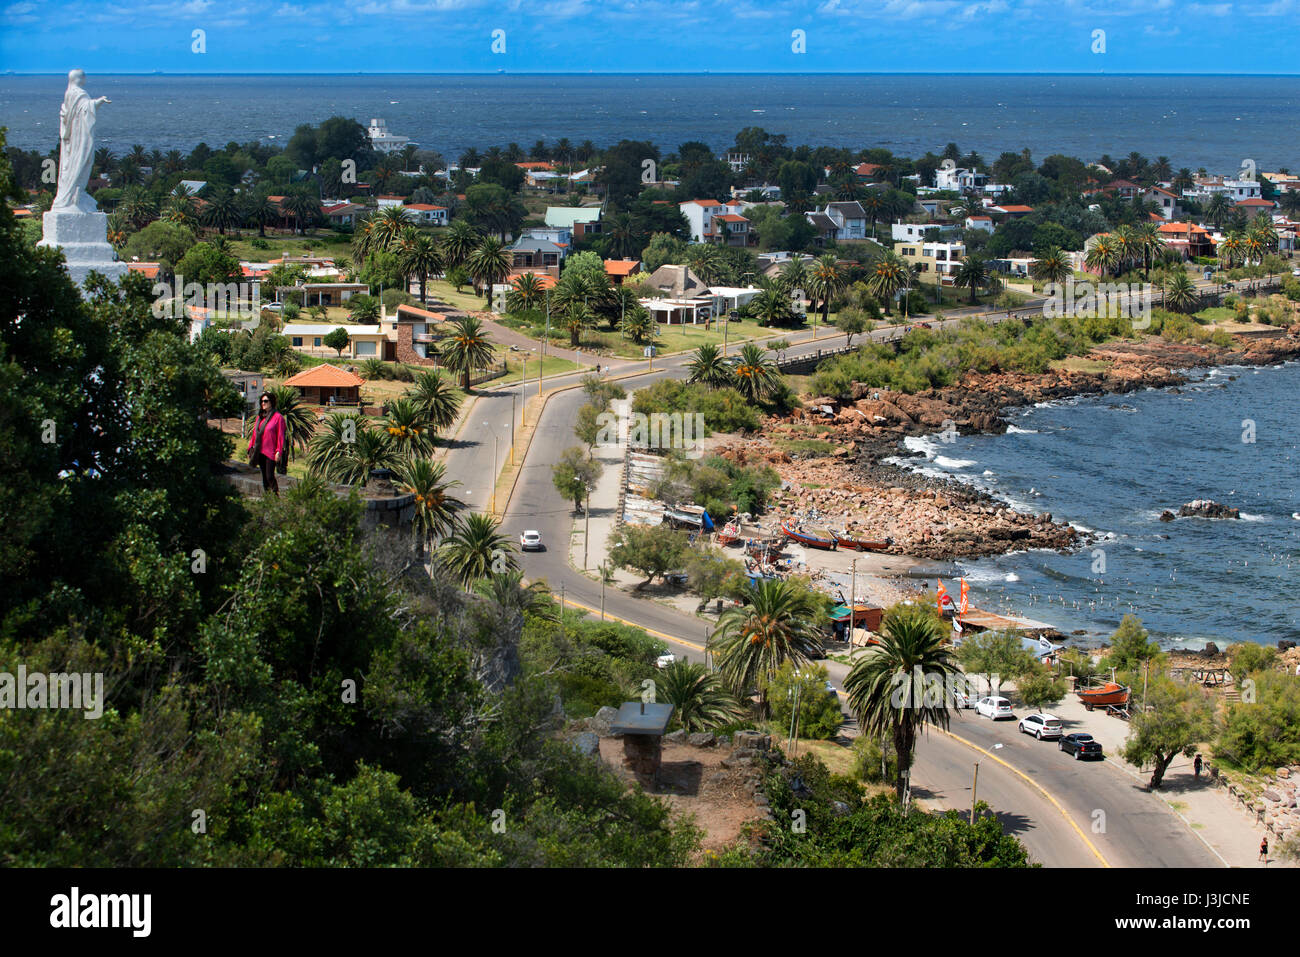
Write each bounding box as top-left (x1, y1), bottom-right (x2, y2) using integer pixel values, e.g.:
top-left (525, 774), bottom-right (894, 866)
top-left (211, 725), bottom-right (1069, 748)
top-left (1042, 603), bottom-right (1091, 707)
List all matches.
top-left (1260, 836), bottom-right (1269, 864)
top-left (247, 391), bottom-right (286, 498)
top-left (1193, 753), bottom-right (1203, 779)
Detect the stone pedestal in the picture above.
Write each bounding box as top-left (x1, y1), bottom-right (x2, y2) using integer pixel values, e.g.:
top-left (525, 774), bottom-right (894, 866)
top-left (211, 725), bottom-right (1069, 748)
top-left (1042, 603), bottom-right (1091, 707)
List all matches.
top-left (38, 209), bottom-right (129, 288)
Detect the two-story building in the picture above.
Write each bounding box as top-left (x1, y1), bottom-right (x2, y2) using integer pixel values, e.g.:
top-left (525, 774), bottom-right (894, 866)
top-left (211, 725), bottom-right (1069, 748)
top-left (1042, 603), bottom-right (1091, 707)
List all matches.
top-left (544, 206), bottom-right (603, 239)
top-left (809, 201), bottom-right (869, 240)
top-left (678, 198), bottom-right (752, 245)
top-left (891, 221), bottom-right (961, 243)
top-left (895, 240), bottom-right (967, 285)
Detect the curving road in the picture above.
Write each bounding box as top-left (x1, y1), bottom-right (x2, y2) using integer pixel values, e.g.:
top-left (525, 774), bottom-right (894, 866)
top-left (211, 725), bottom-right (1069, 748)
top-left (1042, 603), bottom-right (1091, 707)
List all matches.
top-left (439, 308), bottom-right (1222, 869)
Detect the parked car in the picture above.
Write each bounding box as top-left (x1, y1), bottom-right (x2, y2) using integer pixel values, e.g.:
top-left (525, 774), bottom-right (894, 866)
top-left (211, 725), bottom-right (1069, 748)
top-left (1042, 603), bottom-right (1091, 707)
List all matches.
top-left (912, 321), bottom-right (933, 330)
top-left (952, 687), bottom-right (977, 709)
top-left (975, 696), bottom-right (1014, 719)
top-left (519, 530), bottom-right (543, 551)
top-left (1018, 712), bottom-right (1064, 740)
top-left (1059, 732), bottom-right (1104, 760)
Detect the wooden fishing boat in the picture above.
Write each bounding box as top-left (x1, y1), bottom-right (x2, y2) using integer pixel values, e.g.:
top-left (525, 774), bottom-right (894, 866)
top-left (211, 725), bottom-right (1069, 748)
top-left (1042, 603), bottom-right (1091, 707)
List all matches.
top-left (716, 522), bottom-right (743, 546)
top-left (836, 532), bottom-right (893, 552)
top-left (1077, 681), bottom-right (1131, 711)
top-left (780, 522), bottom-right (837, 550)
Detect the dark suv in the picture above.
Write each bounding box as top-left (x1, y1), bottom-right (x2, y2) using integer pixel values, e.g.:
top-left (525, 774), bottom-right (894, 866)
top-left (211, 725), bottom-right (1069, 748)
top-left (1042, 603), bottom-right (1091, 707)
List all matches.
top-left (1059, 732), bottom-right (1104, 760)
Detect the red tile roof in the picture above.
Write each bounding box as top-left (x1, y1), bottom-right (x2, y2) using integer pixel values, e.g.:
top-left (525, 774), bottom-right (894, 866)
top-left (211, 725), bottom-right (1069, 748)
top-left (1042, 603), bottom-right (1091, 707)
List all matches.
top-left (603, 259), bottom-right (641, 276)
top-left (283, 365), bottom-right (366, 388)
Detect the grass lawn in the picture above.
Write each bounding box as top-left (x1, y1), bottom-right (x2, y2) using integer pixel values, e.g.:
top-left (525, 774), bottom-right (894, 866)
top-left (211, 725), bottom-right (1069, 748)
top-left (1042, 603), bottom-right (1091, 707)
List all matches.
top-left (420, 279), bottom-right (492, 313)
top-left (223, 230), bottom-right (355, 262)
top-left (1195, 306), bottom-right (1235, 324)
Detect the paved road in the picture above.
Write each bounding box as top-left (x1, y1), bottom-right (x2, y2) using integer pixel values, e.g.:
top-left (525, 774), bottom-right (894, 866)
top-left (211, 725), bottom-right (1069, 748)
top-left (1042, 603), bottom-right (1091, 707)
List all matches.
top-left (439, 308), bottom-right (1224, 869)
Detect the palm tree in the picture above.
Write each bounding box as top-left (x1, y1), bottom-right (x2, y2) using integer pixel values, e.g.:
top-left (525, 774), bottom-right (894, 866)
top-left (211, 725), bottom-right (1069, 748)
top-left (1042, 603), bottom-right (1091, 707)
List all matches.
top-left (163, 193), bottom-right (198, 229)
top-left (1134, 221), bottom-right (1164, 278)
top-left (200, 188), bottom-right (242, 235)
top-left (401, 232), bottom-right (444, 304)
top-left (658, 660), bottom-right (746, 732)
top-left (748, 282), bottom-right (795, 327)
top-left (709, 578), bottom-right (825, 717)
top-left (371, 205), bottom-right (410, 251)
top-left (442, 316), bottom-right (495, 391)
top-left (119, 188), bottom-right (158, 229)
top-left (507, 272), bottom-right (547, 312)
top-left (731, 343), bottom-right (780, 404)
top-left (268, 385), bottom-right (314, 463)
top-left (282, 190), bottom-right (320, 235)
top-left (328, 424), bottom-right (400, 486)
top-left (560, 301), bottom-right (593, 348)
top-left (306, 411), bottom-right (365, 479)
top-left (776, 257), bottom-right (808, 295)
top-left (441, 219), bottom-right (481, 269)
top-left (242, 193), bottom-right (278, 238)
top-left (843, 604), bottom-right (960, 802)
top-left (867, 252), bottom-right (910, 316)
top-left (621, 305), bottom-right (655, 345)
top-left (466, 237), bottom-right (511, 304)
top-left (384, 397), bottom-right (436, 459)
top-left (686, 343), bottom-right (732, 389)
top-left (1111, 224), bottom-right (1139, 275)
top-left (606, 211), bottom-right (638, 259)
top-left (395, 457), bottom-right (464, 552)
top-left (806, 254), bottom-right (845, 330)
top-left (1218, 231), bottom-right (1245, 269)
top-left (1085, 235), bottom-right (1120, 278)
top-left (406, 369), bottom-right (461, 431)
top-left (953, 255), bottom-right (989, 305)
top-left (687, 244), bottom-right (727, 286)
top-left (1030, 246), bottom-right (1072, 286)
top-left (440, 512), bottom-right (517, 589)
top-left (1204, 193), bottom-right (1231, 228)
top-left (860, 190), bottom-right (887, 238)
top-left (1165, 270), bottom-right (1198, 313)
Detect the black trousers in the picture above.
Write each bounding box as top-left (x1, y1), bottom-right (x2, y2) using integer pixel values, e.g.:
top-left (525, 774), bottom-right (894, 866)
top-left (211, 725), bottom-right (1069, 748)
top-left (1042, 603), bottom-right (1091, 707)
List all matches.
top-left (258, 453), bottom-right (278, 493)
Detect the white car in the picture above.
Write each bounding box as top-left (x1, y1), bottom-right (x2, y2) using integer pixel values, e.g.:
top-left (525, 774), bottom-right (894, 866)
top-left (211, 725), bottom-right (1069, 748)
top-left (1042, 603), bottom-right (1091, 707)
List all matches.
top-left (1018, 712), bottom-right (1063, 740)
top-left (952, 687), bottom-right (977, 709)
top-left (975, 696), bottom-right (1014, 720)
top-left (656, 653), bottom-right (678, 669)
top-left (519, 530), bottom-right (543, 551)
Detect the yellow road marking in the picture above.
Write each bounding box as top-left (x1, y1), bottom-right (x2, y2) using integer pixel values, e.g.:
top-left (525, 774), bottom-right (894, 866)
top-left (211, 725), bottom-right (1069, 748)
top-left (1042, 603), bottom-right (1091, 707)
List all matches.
top-left (940, 728), bottom-right (1111, 867)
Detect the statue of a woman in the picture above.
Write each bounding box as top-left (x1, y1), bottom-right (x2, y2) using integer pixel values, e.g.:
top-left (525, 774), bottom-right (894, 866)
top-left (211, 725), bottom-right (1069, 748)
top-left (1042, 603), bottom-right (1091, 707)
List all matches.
top-left (52, 69), bottom-right (110, 213)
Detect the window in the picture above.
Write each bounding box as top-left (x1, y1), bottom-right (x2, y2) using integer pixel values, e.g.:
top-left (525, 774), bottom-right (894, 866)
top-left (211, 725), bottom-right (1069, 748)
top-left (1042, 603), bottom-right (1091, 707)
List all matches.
top-left (314, 337), bottom-right (322, 347)
top-left (291, 337), bottom-right (302, 347)
top-left (355, 340), bottom-right (377, 357)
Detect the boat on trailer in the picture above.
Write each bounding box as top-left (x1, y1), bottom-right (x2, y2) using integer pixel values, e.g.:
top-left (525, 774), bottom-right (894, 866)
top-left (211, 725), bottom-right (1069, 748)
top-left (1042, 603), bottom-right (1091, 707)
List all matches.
top-left (1076, 681), bottom-right (1131, 711)
top-left (836, 532), bottom-right (893, 552)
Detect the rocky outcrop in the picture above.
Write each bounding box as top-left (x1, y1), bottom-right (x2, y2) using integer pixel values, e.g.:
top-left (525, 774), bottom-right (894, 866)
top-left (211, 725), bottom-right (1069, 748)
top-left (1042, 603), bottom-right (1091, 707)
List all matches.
top-left (1177, 500), bottom-right (1240, 519)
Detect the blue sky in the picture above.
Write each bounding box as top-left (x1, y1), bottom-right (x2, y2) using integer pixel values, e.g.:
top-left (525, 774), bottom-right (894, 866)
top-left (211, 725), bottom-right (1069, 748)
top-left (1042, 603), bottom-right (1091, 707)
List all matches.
top-left (2, 0), bottom-right (1297, 74)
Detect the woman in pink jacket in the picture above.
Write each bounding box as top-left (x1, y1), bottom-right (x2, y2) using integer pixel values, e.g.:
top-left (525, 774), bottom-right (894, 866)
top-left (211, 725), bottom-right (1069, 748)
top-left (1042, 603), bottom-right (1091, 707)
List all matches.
top-left (247, 391), bottom-right (286, 497)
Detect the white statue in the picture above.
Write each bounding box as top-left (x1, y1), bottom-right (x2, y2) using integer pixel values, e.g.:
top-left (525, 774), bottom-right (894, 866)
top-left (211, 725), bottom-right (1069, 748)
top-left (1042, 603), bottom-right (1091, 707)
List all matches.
top-left (52, 69), bottom-right (110, 213)
top-left (39, 69), bottom-right (127, 288)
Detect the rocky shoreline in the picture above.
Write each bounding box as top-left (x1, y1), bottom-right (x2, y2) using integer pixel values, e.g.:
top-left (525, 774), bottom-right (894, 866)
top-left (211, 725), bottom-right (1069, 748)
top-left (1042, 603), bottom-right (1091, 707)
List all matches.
top-left (715, 333), bottom-right (1300, 563)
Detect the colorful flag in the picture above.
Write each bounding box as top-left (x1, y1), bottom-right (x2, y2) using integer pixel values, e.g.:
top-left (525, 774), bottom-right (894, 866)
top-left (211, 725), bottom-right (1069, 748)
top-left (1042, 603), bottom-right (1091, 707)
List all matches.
top-left (959, 578), bottom-right (970, 615)
top-left (936, 579), bottom-right (948, 616)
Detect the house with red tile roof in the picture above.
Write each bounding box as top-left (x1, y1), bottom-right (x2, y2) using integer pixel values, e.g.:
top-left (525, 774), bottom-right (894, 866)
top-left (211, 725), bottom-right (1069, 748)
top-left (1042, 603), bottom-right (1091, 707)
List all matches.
top-left (603, 259), bottom-right (642, 284)
top-left (404, 203), bottom-right (449, 226)
top-left (678, 199), bottom-right (751, 245)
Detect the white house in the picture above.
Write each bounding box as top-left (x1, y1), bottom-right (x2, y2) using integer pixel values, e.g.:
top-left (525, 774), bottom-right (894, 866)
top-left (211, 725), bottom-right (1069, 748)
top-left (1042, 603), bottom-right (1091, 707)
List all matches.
top-left (367, 118), bottom-right (411, 153)
top-left (1142, 187), bottom-right (1182, 221)
top-left (964, 215), bottom-right (994, 233)
top-left (404, 203), bottom-right (449, 226)
top-left (817, 201), bottom-right (869, 240)
top-left (892, 221), bottom-right (961, 242)
top-left (678, 199), bottom-right (749, 245)
top-left (934, 167), bottom-right (986, 191)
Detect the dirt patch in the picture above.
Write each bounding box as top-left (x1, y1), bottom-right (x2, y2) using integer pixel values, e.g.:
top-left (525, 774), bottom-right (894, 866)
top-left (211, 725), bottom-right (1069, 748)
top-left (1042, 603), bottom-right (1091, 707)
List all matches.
top-left (597, 737), bottom-right (762, 853)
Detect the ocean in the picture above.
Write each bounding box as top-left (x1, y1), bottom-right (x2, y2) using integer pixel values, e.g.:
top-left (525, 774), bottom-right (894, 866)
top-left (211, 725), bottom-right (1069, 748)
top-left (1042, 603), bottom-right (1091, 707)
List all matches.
top-left (896, 361), bottom-right (1300, 650)
top-left (2, 73), bottom-right (1299, 173)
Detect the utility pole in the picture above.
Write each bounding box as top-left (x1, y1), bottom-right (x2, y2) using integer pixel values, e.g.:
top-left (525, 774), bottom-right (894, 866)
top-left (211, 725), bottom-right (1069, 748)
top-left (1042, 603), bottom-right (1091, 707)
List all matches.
top-left (490, 432), bottom-right (498, 514)
top-left (510, 392), bottom-right (516, 466)
top-left (541, 291), bottom-right (550, 397)
top-left (849, 556), bottom-right (858, 646)
top-left (583, 484), bottom-right (590, 570)
top-left (970, 762), bottom-right (980, 824)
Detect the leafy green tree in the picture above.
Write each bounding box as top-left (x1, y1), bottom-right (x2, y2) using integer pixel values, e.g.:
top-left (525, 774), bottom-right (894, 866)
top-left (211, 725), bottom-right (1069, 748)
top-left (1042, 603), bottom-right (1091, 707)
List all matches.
top-left (844, 604), bottom-right (960, 801)
top-left (1018, 666), bottom-right (1068, 713)
top-left (323, 326), bottom-right (351, 357)
top-left (835, 308), bottom-right (870, 348)
top-left (609, 523), bottom-right (689, 590)
top-left (680, 545), bottom-right (745, 612)
top-left (175, 241), bottom-right (242, 286)
top-left (551, 445), bottom-right (603, 512)
top-left (1104, 614), bottom-right (1163, 673)
top-left (1122, 675), bottom-right (1214, 788)
top-left (955, 629), bottom-right (1036, 696)
top-left (767, 661), bottom-right (844, 740)
top-left (1214, 670), bottom-right (1300, 772)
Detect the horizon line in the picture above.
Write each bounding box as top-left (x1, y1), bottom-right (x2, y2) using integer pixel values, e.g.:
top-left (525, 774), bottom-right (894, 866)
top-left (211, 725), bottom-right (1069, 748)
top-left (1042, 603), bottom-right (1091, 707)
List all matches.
top-left (4, 70), bottom-right (1300, 78)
